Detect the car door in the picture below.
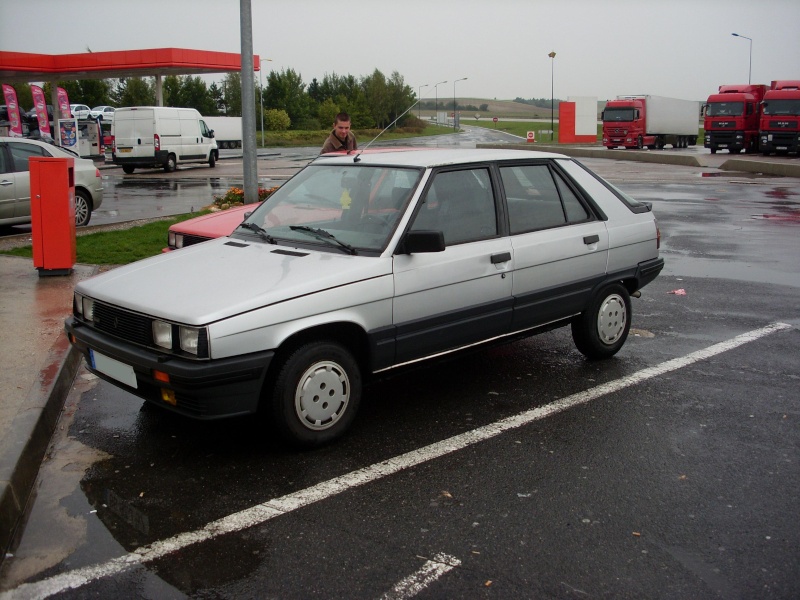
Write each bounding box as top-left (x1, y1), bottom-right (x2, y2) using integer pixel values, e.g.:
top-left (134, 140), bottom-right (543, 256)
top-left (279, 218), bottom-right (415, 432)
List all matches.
top-left (0, 143), bottom-right (17, 222)
top-left (7, 141), bottom-right (49, 219)
top-left (499, 161), bottom-right (609, 330)
top-left (392, 166), bottom-right (513, 365)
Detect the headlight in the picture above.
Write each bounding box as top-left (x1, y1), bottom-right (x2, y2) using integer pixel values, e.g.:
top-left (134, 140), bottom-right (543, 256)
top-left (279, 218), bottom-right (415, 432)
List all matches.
top-left (168, 232), bottom-right (184, 249)
top-left (152, 320), bottom-right (173, 349)
top-left (179, 327), bottom-right (202, 355)
top-left (74, 294), bottom-right (95, 321)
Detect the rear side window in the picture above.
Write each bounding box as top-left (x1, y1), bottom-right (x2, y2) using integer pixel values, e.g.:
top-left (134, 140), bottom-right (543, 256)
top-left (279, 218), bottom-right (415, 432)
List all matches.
top-left (500, 164), bottom-right (590, 234)
top-left (8, 142), bottom-right (48, 172)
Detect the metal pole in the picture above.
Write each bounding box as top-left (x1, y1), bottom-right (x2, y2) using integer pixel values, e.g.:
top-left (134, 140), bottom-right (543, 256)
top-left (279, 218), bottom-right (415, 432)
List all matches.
top-left (453, 77), bottom-right (467, 132)
top-left (434, 81), bottom-right (447, 126)
top-left (548, 51), bottom-right (556, 142)
top-left (240, 0), bottom-right (258, 204)
top-left (259, 67), bottom-right (264, 148)
top-left (731, 33), bottom-right (752, 84)
top-left (418, 84), bottom-right (428, 119)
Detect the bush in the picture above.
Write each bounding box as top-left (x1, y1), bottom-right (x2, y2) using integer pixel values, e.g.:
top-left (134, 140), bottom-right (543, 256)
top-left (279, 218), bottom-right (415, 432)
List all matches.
top-left (264, 109), bottom-right (291, 131)
top-left (213, 186), bottom-right (278, 209)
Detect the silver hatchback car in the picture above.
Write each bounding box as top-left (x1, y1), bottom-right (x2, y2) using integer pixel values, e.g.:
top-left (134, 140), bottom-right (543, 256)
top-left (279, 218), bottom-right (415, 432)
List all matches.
top-left (0, 136), bottom-right (104, 226)
top-left (66, 149), bottom-right (663, 446)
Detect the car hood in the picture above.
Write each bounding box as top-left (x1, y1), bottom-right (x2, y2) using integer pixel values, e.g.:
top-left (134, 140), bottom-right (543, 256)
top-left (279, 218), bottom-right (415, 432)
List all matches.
top-left (77, 238), bottom-right (392, 325)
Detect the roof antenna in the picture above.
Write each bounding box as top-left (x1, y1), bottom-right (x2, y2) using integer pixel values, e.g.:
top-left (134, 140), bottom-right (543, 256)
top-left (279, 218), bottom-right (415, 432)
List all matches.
top-left (353, 100), bottom-right (419, 163)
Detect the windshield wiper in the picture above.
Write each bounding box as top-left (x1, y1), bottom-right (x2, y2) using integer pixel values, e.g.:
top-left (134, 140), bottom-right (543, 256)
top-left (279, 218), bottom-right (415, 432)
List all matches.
top-left (238, 222), bottom-right (277, 244)
top-left (289, 226), bottom-right (357, 255)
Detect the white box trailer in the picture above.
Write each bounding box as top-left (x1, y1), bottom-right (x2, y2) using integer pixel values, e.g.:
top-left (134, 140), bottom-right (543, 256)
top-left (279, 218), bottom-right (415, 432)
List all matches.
top-left (203, 116), bottom-right (243, 149)
top-left (603, 95), bottom-right (700, 149)
top-left (112, 107), bottom-right (218, 174)
top-left (634, 95), bottom-right (700, 136)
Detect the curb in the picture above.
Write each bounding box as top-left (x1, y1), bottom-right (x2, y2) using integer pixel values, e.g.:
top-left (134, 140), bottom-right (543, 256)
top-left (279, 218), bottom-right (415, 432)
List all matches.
top-left (0, 337), bottom-right (81, 556)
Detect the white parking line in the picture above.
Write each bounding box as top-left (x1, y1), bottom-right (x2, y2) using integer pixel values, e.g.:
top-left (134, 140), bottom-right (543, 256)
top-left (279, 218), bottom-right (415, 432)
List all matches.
top-left (379, 553), bottom-right (461, 600)
top-left (4, 322), bottom-right (791, 600)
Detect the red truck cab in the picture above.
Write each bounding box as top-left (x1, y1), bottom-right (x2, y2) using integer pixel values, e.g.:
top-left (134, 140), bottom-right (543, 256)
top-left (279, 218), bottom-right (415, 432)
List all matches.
top-left (703, 84), bottom-right (767, 154)
top-left (760, 80), bottom-right (800, 156)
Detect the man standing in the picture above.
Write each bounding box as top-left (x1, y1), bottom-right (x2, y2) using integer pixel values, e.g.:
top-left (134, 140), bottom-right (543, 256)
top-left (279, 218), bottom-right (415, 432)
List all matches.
top-left (321, 112), bottom-right (358, 154)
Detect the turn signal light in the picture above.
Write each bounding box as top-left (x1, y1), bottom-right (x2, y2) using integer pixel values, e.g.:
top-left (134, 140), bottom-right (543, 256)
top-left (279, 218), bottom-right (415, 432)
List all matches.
top-left (153, 370), bottom-right (170, 383)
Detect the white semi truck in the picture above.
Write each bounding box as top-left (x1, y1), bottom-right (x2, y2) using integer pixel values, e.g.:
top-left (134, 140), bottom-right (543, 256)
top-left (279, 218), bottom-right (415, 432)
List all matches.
top-left (203, 116), bottom-right (243, 149)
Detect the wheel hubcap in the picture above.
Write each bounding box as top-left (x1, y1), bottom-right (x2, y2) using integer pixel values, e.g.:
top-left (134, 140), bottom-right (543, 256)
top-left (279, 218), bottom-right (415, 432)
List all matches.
top-left (295, 360), bottom-right (349, 430)
top-left (597, 294), bottom-right (626, 345)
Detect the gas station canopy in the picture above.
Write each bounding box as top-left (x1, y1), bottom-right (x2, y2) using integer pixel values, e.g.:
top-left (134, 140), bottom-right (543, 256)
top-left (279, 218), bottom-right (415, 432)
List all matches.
top-left (0, 48), bottom-right (261, 83)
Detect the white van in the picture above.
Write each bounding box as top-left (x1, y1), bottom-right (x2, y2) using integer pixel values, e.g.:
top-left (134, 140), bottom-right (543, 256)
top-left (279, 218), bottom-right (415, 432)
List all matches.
top-left (112, 107), bottom-right (218, 174)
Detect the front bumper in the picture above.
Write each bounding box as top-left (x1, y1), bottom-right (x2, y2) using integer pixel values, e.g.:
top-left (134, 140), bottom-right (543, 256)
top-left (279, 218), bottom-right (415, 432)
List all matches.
top-left (65, 317), bottom-right (273, 419)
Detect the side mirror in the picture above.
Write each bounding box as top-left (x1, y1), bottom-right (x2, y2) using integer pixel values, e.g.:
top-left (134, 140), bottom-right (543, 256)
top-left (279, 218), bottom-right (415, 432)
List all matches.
top-left (398, 230), bottom-right (445, 254)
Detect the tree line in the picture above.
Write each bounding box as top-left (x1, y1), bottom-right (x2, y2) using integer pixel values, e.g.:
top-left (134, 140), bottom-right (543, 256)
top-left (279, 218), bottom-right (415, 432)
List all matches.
top-left (4, 68), bottom-right (424, 132)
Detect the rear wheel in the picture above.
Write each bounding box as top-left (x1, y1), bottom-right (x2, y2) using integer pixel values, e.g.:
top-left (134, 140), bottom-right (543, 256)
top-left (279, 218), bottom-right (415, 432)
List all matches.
top-left (122, 165), bottom-right (135, 174)
top-left (164, 154), bottom-right (177, 172)
top-left (74, 189), bottom-right (92, 226)
top-left (269, 340), bottom-right (362, 447)
top-left (572, 283), bottom-right (631, 360)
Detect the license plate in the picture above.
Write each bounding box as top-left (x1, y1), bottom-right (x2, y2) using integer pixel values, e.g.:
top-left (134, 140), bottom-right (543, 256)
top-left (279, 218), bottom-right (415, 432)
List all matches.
top-left (719, 144), bottom-right (728, 148)
top-left (777, 146), bottom-right (788, 150)
top-left (118, 148), bottom-right (132, 153)
top-left (90, 349), bottom-right (137, 389)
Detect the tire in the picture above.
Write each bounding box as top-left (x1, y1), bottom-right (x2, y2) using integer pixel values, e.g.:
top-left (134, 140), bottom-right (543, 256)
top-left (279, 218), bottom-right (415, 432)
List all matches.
top-left (208, 152), bottom-right (216, 168)
top-left (571, 283), bottom-right (632, 360)
top-left (269, 340), bottom-right (362, 447)
top-left (74, 189), bottom-right (92, 226)
top-left (122, 165), bottom-right (135, 174)
top-left (164, 154), bottom-right (177, 173)
top-left (636, 135), bottom-right (643, 150)
top-left (710, 148), bottom-right (716, 154)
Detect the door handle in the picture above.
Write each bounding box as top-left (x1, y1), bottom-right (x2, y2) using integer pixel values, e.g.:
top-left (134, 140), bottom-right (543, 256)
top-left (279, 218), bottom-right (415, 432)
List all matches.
top-left (583, 235), bottom-right (600, 245)
top-left (0, 180), bottom-right (13, 186)
top-left (491, 252), bottom-right (511, 264)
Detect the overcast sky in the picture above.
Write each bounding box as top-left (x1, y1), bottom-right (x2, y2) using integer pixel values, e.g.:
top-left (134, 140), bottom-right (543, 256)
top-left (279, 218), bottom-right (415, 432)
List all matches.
top-left (2, 0), bottom-right (799, 102)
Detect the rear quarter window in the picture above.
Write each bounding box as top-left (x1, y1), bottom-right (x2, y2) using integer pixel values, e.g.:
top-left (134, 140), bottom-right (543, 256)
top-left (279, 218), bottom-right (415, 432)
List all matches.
top-left (556, 158), bottom-right (652, 216)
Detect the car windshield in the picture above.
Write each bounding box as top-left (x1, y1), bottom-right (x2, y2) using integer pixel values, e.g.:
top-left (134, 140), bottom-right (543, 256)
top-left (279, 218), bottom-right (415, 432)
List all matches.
top-left (706, 101), bottom-right (744, 116)
top-left (603, 107), bottom-right (635, 122)
top-left (237, 164), bottom-right (422, 253)
top-left (762, 99), bottom-right (800, 116)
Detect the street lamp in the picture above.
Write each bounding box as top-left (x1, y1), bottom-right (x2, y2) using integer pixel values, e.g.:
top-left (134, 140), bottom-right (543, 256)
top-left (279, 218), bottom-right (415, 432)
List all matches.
top-left (417, 84), bottom-right (429, 119)
top-left (259, 58), bottom-right (272, 148)
top-left (453, 77), bottom-right (467, 131)
top-left (433, 80), bottom-right (447, 125)
top-left (548, 51), bottom-right (556, 142)
top-left (731, 33), bottom-right (752, 84)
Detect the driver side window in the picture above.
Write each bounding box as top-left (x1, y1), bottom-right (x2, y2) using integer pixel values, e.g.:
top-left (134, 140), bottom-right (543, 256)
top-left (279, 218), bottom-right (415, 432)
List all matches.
top-left (411, 168), bottom-right (497, 245)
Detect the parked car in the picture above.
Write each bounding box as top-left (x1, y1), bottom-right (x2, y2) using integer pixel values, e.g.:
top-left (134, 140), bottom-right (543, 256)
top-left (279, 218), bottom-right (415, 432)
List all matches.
top-left (165, 203), bottom-right (255, 251)
top-left (89, 105), bottom-right (115, 122)
top-left (24, 105), bottom-right (54, 129)
top-left (66, 148), bottom-right (663, 447)
top-left (0, 136), bottom-right (104, 226)
top-left (70, 104), bottom-right (91, 119)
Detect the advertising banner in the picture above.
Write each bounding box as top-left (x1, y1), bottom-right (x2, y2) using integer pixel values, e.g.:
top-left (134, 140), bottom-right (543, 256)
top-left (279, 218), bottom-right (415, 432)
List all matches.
top-left (57, 87), bottom-right (71, 118)
top-left (59, 119), bottom-right (78, 150)
top-left (31, 84), bottom-right (52, 138)
top-left (2, 84), bottom-right (24, 137)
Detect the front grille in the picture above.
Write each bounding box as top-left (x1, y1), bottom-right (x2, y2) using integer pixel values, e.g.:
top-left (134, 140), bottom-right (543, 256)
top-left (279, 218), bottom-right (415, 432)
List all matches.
top-left (94, 303), bottom-right (152, 346)
top-left (88, 301), bottom-right (208, 359)
top-left (181, 234), bottom-right (212, 247)
top-left (711, 121), bottom-right (735, 129)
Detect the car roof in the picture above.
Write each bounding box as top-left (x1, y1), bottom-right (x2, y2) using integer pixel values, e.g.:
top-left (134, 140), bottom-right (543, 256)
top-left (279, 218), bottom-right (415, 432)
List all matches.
top-left (313, 147), bottom-right (569, 168)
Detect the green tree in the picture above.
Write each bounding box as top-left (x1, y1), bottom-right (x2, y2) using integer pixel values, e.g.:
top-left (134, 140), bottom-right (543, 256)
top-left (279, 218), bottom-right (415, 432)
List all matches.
top-left (264, 68), bottom-right (310, 129)
top-left (114, 77), bottom-right (155, 106)
top-left (317, 98), bottom-right (340, 129)
top-left (264, 108), bottom-right (290, 131)
top-left (221, 72), bottom-right (242, 116)
top-left (363, 69), bottom-right (389, 128)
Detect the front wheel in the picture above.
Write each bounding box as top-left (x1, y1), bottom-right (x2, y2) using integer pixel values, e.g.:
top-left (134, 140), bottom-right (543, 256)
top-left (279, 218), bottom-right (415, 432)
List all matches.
top-left (636, 135), bottom-right (643, 150)
top-left (74, 189), bottom-right (92, 226)
top-left (269, 340), bottom-right (362, 447)
top-left (208, 152), bottom-right (216, 168)
top-left (571, 283), bottom-right (632, 360)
